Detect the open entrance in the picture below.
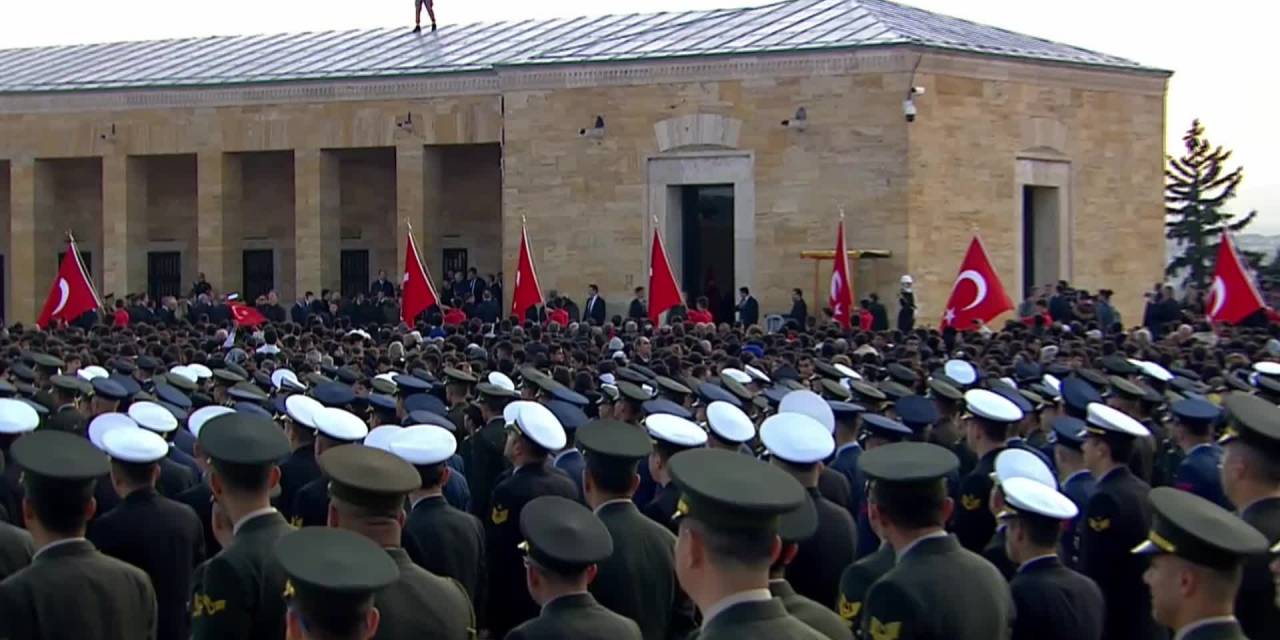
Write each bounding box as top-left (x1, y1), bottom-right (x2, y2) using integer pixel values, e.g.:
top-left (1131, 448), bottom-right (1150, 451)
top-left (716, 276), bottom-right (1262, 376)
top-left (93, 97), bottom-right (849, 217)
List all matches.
top-left (242, 249), bottom-right (275, 303)
top-left (680, 184), bottom-right (735, 320)
top-left (148, 251), bottom-right (182, 301)
top-left (340, 250), bottom-right (370, 300)
top-left (240, 152), bottom-right (295, 299)
top-left (1021, 185), bottom-right (1062, 298)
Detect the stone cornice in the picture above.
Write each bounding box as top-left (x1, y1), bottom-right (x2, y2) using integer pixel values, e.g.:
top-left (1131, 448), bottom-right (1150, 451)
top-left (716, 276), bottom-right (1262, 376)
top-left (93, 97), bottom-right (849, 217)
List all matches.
top-left (0, 46), bottom-right (1166, 114)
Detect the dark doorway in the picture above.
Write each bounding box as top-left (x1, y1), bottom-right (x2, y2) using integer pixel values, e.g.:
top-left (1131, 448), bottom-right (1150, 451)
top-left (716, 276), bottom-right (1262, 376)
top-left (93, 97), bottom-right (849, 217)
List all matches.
top-left (147, 252), bottom-right (182, 302)
top-left (680, 185), bottom-right (734, 320)
top-left (443, 248), bottom-right (468, 277)
top-left (1022, 185), bottom-right (1061, 298)
top-left (242, 250), bottom-right (274, 302)
top-left (341, 250), bottom-right (370, 300)
top-left (0, 255), bottom-right (5, 323)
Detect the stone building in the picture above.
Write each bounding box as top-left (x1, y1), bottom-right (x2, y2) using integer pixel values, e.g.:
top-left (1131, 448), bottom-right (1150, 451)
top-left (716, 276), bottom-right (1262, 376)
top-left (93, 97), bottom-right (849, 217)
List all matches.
top-left (0, 0), bottom-right (1169, 324)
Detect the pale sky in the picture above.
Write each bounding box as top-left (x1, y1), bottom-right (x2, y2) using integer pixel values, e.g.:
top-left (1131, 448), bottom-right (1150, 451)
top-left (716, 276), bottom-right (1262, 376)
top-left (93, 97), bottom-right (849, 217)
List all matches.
top-left (3, 0), bottom-right (1274, 231)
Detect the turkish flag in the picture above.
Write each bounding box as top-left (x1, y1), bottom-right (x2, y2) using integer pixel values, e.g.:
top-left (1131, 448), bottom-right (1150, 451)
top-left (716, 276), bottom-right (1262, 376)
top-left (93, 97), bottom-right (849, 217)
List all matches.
top-left (648, 227), bottom-right (683, 325)
top-left (829, 220), bottom-right (854, 329)
top-left (511, 222), bottom-right (543, 321)
top-left (940, 236), bottom-right (1013, 331)
top-left (229, 301), bottom-right (267, 327)
top-left (37, 240), bottom-right (101, 328)
top-left (401, 229), bottom-right (439, 325)
top-left (1206, 232), bottom-right (1264, 324)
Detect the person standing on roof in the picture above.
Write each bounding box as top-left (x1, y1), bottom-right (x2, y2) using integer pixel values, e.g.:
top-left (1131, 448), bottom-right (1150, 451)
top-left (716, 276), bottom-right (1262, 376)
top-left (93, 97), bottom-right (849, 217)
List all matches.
top-left (413, 0), bottom-right (437, 33)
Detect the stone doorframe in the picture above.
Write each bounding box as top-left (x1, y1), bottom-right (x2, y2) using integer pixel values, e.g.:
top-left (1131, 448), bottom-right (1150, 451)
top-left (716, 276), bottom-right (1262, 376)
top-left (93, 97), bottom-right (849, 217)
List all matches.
top-left (1013, 155), bottom-right (1073, 297)
top-left (644, 151), bottom-right (755, 296)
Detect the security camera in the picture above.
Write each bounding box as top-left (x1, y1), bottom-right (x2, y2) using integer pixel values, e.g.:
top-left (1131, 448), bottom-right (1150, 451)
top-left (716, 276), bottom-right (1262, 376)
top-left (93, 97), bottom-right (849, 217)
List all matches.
top-left (580, 116), bottom-right (605, 139)
top-left (909, 86), bottom-right (926, 96)
top-left (903, 99), bottom-right (917, 123)
top-left (781, 107), bottom-right (808, 131)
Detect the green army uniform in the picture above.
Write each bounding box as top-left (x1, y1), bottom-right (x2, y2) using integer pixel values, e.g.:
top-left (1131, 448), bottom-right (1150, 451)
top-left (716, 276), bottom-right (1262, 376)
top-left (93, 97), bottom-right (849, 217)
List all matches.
top-left (771, 492), bottom-right (853, 640)
top-left (318, 443), bottom-right (477, 640)
top-left (444, 367), bottom-right (477, 442)
top-left (857, 443), bottom-right (1014, 640)
top-left (0, 520), bottom-right (32, 579)
top-left (506, 495), bottom-right (641, 640)
top-left (0, 430), bottom-right (158, 640)
top-left (42, 375), bottom-right (90, 435)
top-left (836, 545), bottom-right (894, 635)
top-left (274, 527), bottom-right (399, 639)
top-left (1220, 393), bottom-right (1280, 638)
top-left (190, 413), bottom-right (294, 640)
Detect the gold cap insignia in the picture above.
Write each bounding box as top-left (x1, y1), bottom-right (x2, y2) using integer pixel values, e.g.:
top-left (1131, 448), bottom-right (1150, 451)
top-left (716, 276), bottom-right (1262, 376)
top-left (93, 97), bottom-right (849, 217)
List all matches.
top-left (961, 494), bottom-right (982, 511)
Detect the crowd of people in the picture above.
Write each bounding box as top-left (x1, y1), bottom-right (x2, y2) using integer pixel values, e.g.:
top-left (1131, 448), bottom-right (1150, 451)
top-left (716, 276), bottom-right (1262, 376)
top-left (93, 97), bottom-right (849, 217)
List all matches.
top-left (0, 273), bottom-right (1278, 640)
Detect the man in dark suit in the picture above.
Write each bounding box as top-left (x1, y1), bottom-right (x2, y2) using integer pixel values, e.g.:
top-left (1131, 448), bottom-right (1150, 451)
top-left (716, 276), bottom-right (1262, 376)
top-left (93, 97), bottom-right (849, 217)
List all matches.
top-left (89, 427), bottom-right (206, 640)
top-left (786, 289), bottom-right (808, 329)
top-left (735, 287), bottom-right (759, 327)
top-left (189, 413), bottom-right (293, 640)
top-left (466, 267), bottom-right (486, 302)
top-left (484, 403), bottom-right (580, 636)
top-left (628, 287), bottom-right (647, 322)
top-left (580, 420), bottom-right (690, 640)
top-left (584, 284), bottom-right (607, 326)
top-left (953, 389), bottom-right (1021, 552)
top-left (370, 269), bottom-right (396, 298)
top-left (291, 292), bottom-right (313, 324)
top-left (770, 495), bottom-right (854, 639)
top-left (1077, 403), bottom-right (1162, 640)
top-left (507, 495), bottom-right (641, 640)
top-left (395, 425), bottom-right (486, 607)
top-left (321, 443), bottom-right (476, 640)
top-left (0, 431), bottom-right (158, 640)
top-left (1220, 393), bottom-right (1280, 638)
top-left (1001, 477), bottom-right (1103, 640)
top-left (858, 442), bottom-right (1014, 640)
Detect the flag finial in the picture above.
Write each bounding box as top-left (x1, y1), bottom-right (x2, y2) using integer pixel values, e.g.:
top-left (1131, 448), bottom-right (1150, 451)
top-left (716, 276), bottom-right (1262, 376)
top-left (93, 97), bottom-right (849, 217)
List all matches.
top-left (838, 206), bottom-right (845, 220)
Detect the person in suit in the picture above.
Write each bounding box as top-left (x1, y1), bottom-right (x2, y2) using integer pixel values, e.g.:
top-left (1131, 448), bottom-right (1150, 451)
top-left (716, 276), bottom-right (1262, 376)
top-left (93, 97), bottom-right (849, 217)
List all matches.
top-left (858, 442), bottom-right (1014, 640)
top-left (464, 268), bottom-right (485, 302)
top-left (761, 412), bottom-right (857, 609)
top-left (1135, 487), bottom-right (1269, 640)
top-left (1219, 393), bottom-right (1280, 638)
top-left (506, 495), bottom-right (641, 640)
top-left (580, 420), bottom-right (691, 640)
top-left (584, 284), bottom-right (607, 326)
top-left (89, 427), bottom-right (206, 640)
top-left (274, 527), bottom-right (398, 640)
top-left (1170, 398), bottom-right (1231, 508)
top-left (628, 287), bottom-right (647, 322)
top-left (320, 443), bottom-right (476, 640)
top-left (953, 389), bottom-right (1022, 553)
top-left (735, 287), bottom-right (759, 327)
top-left (393, 425), bottom-right (486, 608)
top-left (787, 289), bottom-right (808, 329)
top-left (291, 292), bottom-right (314, 324)
top-left (291, 407), bottom-right (368, 527)
top-left (485, 401), bottom-right (580, 637)
top-left (769, 495), bottom-right (854, 639)
top-left (0, 518), bottom-right (32, 580)
top-left (641, 414), bottom-right (708, 533)
top-left (0, 430), bottom-right (158, 640)
top-left (1050, 416), bottom-right (1096, 568)
top-left (189, 412), bottom-right (294, 640)
top-left (1077, 403), bottom-right (1163, 640)
top-left (667, 448), bottom-right (823, 640)
top-left (1001, 477), bottom-right (1104, 640)
top-left (370, 269), bottom-right (396, 298)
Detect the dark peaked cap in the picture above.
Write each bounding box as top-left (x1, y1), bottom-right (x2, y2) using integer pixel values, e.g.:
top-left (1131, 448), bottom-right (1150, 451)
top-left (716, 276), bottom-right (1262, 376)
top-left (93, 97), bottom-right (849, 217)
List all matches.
top-left (669, 448), bottom-right (805, 530)
top-left (520, 495), bottom-right (613, 574)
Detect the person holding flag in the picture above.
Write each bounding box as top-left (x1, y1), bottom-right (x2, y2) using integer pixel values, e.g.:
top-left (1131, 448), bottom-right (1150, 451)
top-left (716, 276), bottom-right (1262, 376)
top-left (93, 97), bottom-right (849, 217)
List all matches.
top-left (37, 235), bottom-right (102, 329)
top-left (402, 223), bottom-right (440, 326)
top-left (939, 236), bottom-right (1013, 331)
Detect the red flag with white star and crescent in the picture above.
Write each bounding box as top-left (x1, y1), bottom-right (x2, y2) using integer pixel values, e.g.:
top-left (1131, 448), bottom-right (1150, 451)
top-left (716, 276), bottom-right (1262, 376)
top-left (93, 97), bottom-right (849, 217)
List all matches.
top-left (648, 226), bottom-right (683, 325)
top-left (829, 218), bottom-right (854, 329)
top-left (1206, 232), bottom-right (1264, 324)
top-left (401, 226), bottom-right (439, 325)
top-left (940, 236), bottom-right (1013, 331)
top-left (511, 221), bottom-right (544, 321)
top-left (229, 301), bottom-right (267, 327)
top-left (36, 238), bottom-right (101, 329)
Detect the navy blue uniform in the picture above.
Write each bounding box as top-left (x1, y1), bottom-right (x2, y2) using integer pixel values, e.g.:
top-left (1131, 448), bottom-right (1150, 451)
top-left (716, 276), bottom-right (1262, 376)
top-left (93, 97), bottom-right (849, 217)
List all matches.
top-left (1077, 466), bottom-right (1162, 640)
top-left (1009, 555), bottom-right (1104, 640)
top-left (1174, 444), bottom-right (1230, 509)
top-left (953, 447), bottom-right (1004, 553)
top-left (1059, 470), bottom-right (1096, 567)
top-left (552, 448), bottom-right (585, 501)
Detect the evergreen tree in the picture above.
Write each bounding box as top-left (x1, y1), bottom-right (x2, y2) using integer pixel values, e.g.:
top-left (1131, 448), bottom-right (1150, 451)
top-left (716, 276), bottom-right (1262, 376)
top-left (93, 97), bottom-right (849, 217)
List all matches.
top-left (1165, 119), bottom-right (1255, 289)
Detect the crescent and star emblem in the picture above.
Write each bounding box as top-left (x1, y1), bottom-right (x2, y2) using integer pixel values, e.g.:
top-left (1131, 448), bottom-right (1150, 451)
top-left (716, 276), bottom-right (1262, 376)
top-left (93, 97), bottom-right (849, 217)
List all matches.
top-left (954, 269), bottom-right (988, 311)
top-left (52, 278), bottom-right (70, 315)
top-left (1209, 276), bottom-right (1226, 318)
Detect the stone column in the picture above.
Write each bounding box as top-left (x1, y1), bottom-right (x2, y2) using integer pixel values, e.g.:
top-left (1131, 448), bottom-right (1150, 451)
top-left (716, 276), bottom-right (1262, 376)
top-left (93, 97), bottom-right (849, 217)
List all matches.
top-left (101, 155), bottom-right (148, 299)
top-left (396, 144), bottom-right (445, 290)
top-left (196, 152), bottom-right (243, 295)
top-left (294, 149), bottom-right (340, 298)
top-left (8, 158), bottom-right (48, 323)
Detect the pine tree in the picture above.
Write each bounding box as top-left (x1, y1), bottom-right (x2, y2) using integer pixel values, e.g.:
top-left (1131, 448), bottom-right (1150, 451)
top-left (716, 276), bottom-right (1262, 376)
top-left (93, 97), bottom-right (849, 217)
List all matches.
top-left (1165, 119), bottom-right (1256, 289)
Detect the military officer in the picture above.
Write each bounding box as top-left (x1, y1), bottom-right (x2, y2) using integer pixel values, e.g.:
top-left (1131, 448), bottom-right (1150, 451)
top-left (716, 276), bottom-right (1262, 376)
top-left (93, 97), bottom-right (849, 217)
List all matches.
top-left (390, 424), bottom-right (486, 605)
top-left (506, 495), bottom-right (642, 639)
top-left (128, 401), bottom-right (198, 499)
top-left (1218, 392), bottom-right (1280, 638)
top-left (89, 427), bottom-right (206, 640)
top-left (485, 401), bottom-right (580, 637)
top-left (444, 367), bottom-right (477, 441)
top-left (999, 476), bottom-right (1103, 640)
top-left (0, 397), bottom-right (40, 526)
top-left (858, 442), bottom-right (1014, 640)
top-left (546, 399), bottom-right (587, 499)
top-left (0, 430), bottom-right (158, 639)
top-left (189, 412), bottom-right (293, 640)
top-left (44, 374), bottom-right (88, 435)
top-left (1049, 416), bottom-right (1095, 567)
top-left (88, 376), bottom-right (129, 418)
top-left (826, 400), bottom-right (864, 514)
top-left (769, 493), bottom-right (854, 639)
top-left (760, 411), bottom-right (857, 609)
top-left (666, 447), bottom-right (822, 639)
top-left (463, 382), bottom-right (515, 521)
top-left (778, 390), bottom-right (852, 511)
top-left (1170, 397), bottom-right (1230, 508)
top-left (642, 412), bottom-right (707, 532)
top-left (579, 419), bottom-right (690, 640)
top-left (174, 406), bottom-right (234, 557)
top-left (274, 527), bottom-right (399, 640)
top-left (983, 448), bottom-right (1059, 580)
top-left (320, 442), bottom-right (476, 639)
top-left (1077, 402), bottom-right (1162, 640)
top-left (953, 389), bottom-right (1023, 553)
top-left (277, 394), bottom-right (323, 522)
top-left (703, 399), bottom-right (755, 454)
top-left (1134, 487), bottom-right (1269, 640)
top-left (836, 516), bottom-right (894, 634)
top-left (852, 413), bottom-right (913, 559)
top-left (292, 406), bottom-right (369, 527)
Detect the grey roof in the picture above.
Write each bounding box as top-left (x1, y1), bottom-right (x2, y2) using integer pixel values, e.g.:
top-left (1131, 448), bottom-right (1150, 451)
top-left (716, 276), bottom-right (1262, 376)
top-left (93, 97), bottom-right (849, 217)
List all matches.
top-left (0, 0), bottom-right (1158, 93)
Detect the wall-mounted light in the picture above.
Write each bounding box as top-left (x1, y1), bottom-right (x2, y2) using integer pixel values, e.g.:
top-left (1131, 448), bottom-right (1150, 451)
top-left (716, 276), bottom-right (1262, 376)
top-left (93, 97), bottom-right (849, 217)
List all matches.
top-left (579, 115), bottom-right (605, 139)
top-left (396, 112), bottom-right (415, 133)
top-left (781, 107), bottom-right (808, 131)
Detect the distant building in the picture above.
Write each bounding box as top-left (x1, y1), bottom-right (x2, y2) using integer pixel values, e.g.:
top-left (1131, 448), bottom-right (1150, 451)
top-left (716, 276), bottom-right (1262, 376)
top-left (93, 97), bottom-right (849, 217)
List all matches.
top-left (0, 0), bottom-right (1169, 323)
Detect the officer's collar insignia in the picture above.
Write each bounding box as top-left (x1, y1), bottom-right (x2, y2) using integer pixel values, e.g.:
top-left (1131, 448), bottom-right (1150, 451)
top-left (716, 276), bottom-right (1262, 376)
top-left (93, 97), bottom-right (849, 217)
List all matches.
top-left (192, 594), bottom-right (226, 617)
top-left (960, 494), bottom-right (982, 511)
top-left (491, 505), bottom-right (509, 525)
top-left (1088, 517), bottom-right (1111, 532)
top-left (837, 595), bottom-right (862, 620)
top-left (282, 580), bottom-right (296, 599)
top-left (869, 617), bottom-right (902, 640)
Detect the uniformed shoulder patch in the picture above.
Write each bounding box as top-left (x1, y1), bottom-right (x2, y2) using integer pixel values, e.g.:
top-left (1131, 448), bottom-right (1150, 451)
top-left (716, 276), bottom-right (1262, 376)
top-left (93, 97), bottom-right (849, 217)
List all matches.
top-left (191, 593), bottom-right (226, 617)
top-left (837, 594), bottom-right (862, 622)
top-left (491, 505), bottom-right (509, 524)
top-left (289, 515), bottom-right (303, 528)
top-left (961, 493), bottom-right (982, 511)
top-left (869, 617), bottom-right (902, 640)
top-left (283, 579), bottom-right (296, 599)
top-left (1087, 517), bottom-right (1110, 532)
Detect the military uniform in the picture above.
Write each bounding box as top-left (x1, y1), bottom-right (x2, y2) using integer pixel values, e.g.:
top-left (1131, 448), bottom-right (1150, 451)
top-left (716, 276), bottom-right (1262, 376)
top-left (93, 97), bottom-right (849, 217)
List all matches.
top-left (817, 467), bottom-right (852, 513)
top-left (1009, 556), bottom-right (1104, 640)
top-left (507, 592), bottom-right (641, 640)
top-left (276, 443), bottom-right (319, 521)
top-left (981, 525), bottom-right (1017, 580)
top-left (1059, 469), bottom-right (1095, 566)
top-left (0, 520), bottom-right (32, 579)
top-left (290, 474), bottom-right (330, 527)
top-left (176, 480), bottom-right (219, 556)
top-left (464, 416), bottom-right (510, 520)
top-left (953, 446), bottom-right (1006, 552)
top-left (642, 481), bottom-right (681, 533)
top-left (43, 403), bottom-right (87, 435)
top-left (836, 545), bottom-right (894, 633)
top-left (157, 455), bottom-right (198, 499)
top-left (787, 487), bottom-right (857, 609)
top-left (593, 499), bottom-right (686, 640)
top-left (1174, 443), bottom-right (1229, 508)
top-left (405, 494), bottom-right (486, 604)
top-left (1220, 393), bottom-right (1280, 639)
top-left (769, 580), bottom-right (853, 640)
top-left (274, 527), bottom-right (399, 640)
